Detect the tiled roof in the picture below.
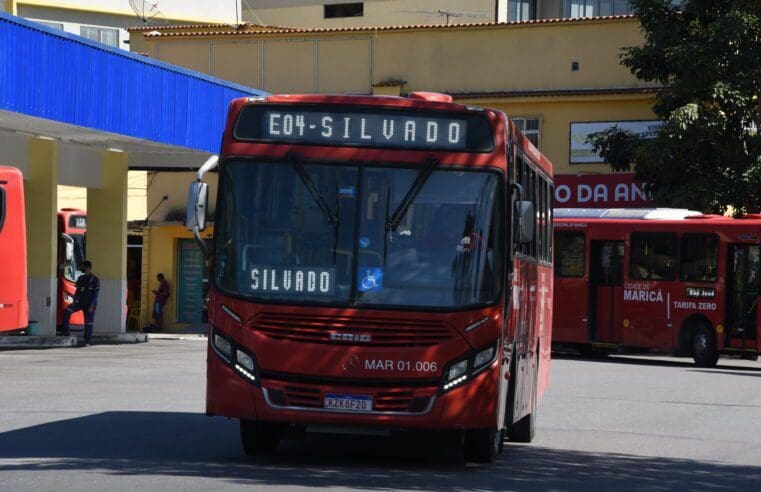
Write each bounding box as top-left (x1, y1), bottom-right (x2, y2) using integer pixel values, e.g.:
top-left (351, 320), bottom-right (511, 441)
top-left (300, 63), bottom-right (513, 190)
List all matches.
top-left (134, 15), bottom-right (637, 38)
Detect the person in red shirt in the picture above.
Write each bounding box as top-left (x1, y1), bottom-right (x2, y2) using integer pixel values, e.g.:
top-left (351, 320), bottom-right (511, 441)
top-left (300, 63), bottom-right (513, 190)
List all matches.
top-left (151, 273), bottom-right (170, 331)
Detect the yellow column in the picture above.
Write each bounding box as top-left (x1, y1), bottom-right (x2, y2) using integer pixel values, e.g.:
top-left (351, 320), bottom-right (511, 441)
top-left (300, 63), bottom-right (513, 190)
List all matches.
top-left (86, 150), bottom-right (128, 334)
top-left (25, 137), bottom-right (58, 335)
top-left (3, 1), bottom-right (18, 15)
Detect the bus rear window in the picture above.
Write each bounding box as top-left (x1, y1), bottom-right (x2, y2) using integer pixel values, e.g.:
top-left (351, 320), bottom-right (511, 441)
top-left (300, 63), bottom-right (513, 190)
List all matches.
top-left (555, 231), bottom-right (585, 277)
top-left (680, 234), bottom-right (719, 282)
top-left (630, 232), bottom-right (677, 281)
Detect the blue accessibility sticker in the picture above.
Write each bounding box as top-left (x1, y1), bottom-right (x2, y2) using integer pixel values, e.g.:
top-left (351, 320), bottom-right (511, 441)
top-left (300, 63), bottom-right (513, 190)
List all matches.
top-left (358, 267), bottom-right (383, 292)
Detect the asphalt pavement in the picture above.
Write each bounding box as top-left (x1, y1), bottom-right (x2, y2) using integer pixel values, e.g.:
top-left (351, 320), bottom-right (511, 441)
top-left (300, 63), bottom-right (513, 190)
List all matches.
top-left (1, 341), bottom-right (760, 491)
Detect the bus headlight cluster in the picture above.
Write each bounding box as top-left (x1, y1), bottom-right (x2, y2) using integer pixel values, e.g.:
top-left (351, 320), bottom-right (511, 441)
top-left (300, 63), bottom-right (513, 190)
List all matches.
top-left (440, 342), bottom-right (498, 393)
top-left (211, 327), bottom-right (259, 385)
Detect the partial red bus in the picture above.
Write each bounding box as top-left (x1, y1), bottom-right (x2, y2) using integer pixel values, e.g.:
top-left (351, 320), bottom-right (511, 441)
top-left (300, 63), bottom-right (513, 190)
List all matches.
top-left (186, 93), bottom-right (554, 462)
top-left (0, 166), bottom-right (28, 332)
top-left (56, 208), bottom-right (87, 332)
top-left (553, 208), bottom-right (760, 367)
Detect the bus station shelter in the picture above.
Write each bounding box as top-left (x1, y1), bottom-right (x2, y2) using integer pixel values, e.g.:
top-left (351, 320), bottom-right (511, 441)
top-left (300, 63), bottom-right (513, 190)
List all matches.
top-left (0, 11), bottom-right (264, 337)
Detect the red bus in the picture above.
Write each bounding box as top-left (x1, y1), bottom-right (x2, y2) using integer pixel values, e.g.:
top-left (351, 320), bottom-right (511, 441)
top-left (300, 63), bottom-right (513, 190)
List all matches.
top-left (0, 166), bottom-right (28, 333)
top-left (186, 93), bottom-right (554, 462)
top-left (56, 208), bottom-right (87, 332)
top-left (553, 208), bottom-right (761, 367)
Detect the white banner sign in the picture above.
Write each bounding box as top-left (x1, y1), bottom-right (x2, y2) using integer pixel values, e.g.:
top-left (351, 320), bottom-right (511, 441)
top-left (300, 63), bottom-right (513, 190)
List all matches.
top-left (570, 120), bottom-right (662, 164)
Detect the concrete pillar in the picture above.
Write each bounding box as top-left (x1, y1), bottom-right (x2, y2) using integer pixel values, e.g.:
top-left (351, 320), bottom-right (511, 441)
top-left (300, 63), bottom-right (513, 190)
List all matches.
top-left (86, 149), bottom-right (128, 334)
top-left (25, 137), bottom-right (58, 335)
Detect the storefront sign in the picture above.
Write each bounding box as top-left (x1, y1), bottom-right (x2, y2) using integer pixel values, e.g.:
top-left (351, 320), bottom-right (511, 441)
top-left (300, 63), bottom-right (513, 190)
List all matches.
top-left (570, 120), bottom-right (662, 163)
top-left (554, 174), bottom-right (654, 208)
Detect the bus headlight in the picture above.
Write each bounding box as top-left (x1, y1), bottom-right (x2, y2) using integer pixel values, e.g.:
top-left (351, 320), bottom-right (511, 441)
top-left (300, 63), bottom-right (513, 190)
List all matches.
top-left (211, 327), bottom-right (260, 386)
top-left (235, 349), bottom-right (258, 382)
top-left (213, 333), bottom-right (232, 360)
top-left (440, 342), bottom-right (498, 393)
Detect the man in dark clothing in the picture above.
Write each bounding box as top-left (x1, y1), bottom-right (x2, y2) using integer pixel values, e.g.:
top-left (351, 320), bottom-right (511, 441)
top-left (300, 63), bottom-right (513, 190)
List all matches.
top-left (151, 273), bottom-right (170, 331)
top-left (61, 260), bottom-right (100, 346)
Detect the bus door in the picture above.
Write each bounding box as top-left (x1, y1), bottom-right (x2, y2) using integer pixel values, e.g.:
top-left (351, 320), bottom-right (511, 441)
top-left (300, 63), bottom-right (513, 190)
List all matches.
top-left (726, 244), bottom-right (760, 350)
top-left (589, 241), bottom-right (625, 343)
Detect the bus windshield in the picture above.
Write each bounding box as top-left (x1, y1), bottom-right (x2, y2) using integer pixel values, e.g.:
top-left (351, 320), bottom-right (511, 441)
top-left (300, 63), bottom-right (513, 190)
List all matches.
top-left (215, 159), bottom-right (503, 309)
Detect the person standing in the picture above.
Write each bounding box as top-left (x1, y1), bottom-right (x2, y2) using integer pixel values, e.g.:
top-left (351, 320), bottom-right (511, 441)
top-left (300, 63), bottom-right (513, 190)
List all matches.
top-left (61, 260), bottom-right (100, 346)
top-left (151, 273), bottom-right (170, 331)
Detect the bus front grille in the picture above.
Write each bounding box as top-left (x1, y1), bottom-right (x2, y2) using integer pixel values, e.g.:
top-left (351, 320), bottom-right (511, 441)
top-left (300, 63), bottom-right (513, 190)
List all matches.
top-left (253, 312), bottom-right (453, 346)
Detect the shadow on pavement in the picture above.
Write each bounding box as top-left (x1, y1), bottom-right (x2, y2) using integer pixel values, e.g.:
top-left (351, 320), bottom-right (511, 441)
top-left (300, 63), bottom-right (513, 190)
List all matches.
top-left (552, 352), bottom-right (761, 372)
top-left (1, 411), bottom-right (760, 490)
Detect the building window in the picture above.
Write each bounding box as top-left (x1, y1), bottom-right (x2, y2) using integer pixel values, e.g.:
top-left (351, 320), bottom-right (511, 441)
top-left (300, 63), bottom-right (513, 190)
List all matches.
top-left (513, 117), bottom-right (540, 148)
top-left (562, 0), bottom-right (632, 18)
top-left (324, 3), bottom-right (364, 19)
top-left (80, 26), bottom-right (119, 47)
top-left (36, 20), bottom-right (64, 30)
top-left (509, 0), bottom-right (536, 21)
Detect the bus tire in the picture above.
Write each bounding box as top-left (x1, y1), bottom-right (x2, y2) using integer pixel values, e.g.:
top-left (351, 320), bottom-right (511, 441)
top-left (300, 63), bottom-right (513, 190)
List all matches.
top-left (463, 427), bottom-right (500, 463)
top-left (691, 323), bottom-right (719, 368)
top-left (508, 355), bottom-right (537, 443)
top-left (240, 419), bottom-right (281, 455)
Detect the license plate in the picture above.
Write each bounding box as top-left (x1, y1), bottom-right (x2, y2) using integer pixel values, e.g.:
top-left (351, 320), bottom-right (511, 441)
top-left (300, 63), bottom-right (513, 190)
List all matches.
top-left (324, 393), bottom-right (373, 412)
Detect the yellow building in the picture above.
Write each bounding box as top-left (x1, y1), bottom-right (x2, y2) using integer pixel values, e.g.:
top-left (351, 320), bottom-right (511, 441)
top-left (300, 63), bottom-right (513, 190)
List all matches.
top-left (128, 10), bottom-right (659, 326)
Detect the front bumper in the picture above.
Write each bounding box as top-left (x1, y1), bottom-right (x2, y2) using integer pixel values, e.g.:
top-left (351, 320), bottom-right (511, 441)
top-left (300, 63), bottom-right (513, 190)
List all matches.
top-left (206, 342), bottom-right (500, 430)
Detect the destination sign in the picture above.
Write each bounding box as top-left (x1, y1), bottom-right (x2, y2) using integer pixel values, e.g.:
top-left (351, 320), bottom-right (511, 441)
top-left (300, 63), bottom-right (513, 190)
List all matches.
top-left (234, 105), bottom-right (494, 152)
top-left (68, 215), bottom-right (86, 229)
top-left (250, 265), bottom-right (335, 296)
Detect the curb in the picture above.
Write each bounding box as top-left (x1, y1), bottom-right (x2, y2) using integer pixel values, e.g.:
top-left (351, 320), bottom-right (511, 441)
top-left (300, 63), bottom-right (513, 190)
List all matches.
top-left (147, 333), bottom-right (207, 341)
top-left (0, 333), bottom-right (148, 349)
top-left (0, 335), bottom-right (78, 349)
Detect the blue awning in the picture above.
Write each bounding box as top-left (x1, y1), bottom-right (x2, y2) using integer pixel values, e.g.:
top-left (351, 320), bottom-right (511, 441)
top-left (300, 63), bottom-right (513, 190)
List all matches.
top-left (0, 12), bottom-right (265, 154)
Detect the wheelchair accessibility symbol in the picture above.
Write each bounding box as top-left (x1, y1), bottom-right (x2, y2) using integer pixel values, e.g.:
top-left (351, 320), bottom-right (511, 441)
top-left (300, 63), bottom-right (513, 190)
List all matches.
top-left (358, 267), bottom-right (383, 292)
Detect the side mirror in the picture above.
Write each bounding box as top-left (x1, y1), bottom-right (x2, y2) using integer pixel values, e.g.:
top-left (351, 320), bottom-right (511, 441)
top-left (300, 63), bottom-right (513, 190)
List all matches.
top-left (186, 181), bottom-right (209, 232)
top-left (514, 200), bottom-right (535, 244)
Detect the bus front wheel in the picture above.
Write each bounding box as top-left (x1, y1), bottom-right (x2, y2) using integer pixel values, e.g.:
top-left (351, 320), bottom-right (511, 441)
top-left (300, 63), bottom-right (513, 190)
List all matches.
top-left (463, 427), bottom-right (501, 463)
top-left (240, 419), bottom-right (281, 455)
top-left (692, 324), bottom-right (719, 368)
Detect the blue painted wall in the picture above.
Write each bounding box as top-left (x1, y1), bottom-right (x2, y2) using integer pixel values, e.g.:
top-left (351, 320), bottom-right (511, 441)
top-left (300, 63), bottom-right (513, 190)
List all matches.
top-left (0, 12), bottom-right (265, 153)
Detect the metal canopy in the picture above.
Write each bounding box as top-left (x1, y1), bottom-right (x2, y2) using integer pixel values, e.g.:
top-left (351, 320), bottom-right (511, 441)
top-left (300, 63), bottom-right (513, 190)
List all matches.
top-left (0, 11), bottom-right (265, 170)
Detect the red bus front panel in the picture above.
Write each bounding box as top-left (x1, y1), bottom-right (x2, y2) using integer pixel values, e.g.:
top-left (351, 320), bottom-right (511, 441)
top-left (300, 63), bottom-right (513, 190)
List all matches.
top-left (0, 167), bottom-right (28, 332)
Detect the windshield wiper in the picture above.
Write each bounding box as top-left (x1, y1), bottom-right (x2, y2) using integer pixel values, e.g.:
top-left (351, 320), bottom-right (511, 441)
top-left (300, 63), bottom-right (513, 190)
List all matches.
top-left (386, 157), bottom-right (439, 232)
top-left (289, 154), bottom-right (338, 226)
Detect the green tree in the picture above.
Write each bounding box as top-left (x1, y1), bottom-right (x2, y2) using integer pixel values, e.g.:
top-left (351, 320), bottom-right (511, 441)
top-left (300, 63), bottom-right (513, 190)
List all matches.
top-left (589, 0), bottom-right (761, 214)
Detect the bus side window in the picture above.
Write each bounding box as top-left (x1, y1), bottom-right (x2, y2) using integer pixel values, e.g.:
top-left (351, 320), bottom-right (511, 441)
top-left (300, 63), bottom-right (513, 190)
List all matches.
top-left (680, 234), bottom-right (719, 282)
top-left (554, 231), bottom-right (585, 277)
top-left (630, 233), bottom-right (677, 280)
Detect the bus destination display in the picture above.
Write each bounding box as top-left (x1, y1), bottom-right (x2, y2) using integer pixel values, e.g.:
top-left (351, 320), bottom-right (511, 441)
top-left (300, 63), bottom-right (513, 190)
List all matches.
top-left (234, 105), bottom-right (495, 152)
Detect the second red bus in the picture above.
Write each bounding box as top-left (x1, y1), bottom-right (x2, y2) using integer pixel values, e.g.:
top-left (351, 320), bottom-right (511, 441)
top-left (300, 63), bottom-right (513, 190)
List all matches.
top-left (553, 208), bottom-right (760, 366)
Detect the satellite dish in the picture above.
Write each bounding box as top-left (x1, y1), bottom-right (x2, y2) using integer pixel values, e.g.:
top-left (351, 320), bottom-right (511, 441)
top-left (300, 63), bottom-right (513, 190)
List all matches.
top-left (398, 9), bottom-right (489, 25)
top-left (129, 0), bottom-right (168, 25)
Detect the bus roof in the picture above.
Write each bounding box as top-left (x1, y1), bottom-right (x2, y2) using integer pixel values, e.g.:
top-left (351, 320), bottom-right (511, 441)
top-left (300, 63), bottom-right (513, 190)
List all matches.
top-left (554, 208), bottom-right (704, 220)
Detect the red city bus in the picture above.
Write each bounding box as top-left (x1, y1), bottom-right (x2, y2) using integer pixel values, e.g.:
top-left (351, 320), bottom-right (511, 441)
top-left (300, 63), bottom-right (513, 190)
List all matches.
top-left (0, 166), bottom-right (28, 332)
top-left (186, 93), bottom-right (554, 462)
top-left (56, 208), bottom-right (87, 332)
top-left (553, 208), bottom-right (761, 367)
